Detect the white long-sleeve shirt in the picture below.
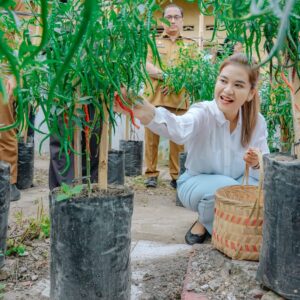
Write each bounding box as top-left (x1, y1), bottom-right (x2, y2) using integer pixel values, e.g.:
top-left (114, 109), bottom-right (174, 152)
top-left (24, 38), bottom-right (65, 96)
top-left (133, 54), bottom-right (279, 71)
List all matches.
top-left (147, 100), bottom-right (269, 180)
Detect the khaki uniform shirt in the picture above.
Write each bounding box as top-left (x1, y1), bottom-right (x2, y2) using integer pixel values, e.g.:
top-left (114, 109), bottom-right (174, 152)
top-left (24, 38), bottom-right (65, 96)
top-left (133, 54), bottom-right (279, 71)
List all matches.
top-left (145, 33), bottom-right (198, 110)
top-left (0, 0), bottom-right (38, 78)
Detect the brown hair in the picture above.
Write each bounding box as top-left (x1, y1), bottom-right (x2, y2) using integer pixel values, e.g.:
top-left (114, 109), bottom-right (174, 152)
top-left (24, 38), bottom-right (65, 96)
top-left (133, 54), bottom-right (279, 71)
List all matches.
top-left (163, 4), bottom-right (184, 17)
top-left (219, 53), bottom-right (260, 147)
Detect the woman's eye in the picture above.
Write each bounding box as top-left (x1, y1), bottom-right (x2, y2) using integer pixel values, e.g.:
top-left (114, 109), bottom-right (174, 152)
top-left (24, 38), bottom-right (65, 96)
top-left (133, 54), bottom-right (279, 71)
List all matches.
top-left (235, 84), bottom-right (243, 88)
top-left (220, 79), bottom-right (227, 83)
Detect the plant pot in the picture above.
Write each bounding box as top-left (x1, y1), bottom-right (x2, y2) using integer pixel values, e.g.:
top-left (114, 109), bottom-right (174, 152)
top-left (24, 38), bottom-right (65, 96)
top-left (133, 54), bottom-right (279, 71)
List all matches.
top-left (119, 140), bottom-right (143, 177)
top-left (16, 138), bottom-right (34, 190)
top-left (50, 185), bottom-right (134, 300)
top-left (108, 149), bottom-right (125, 185)
top-left (256, 153), bottom-right (300, 299)
top-left (176, 152), bottom-right (187, 207)
top-left (0, 162), bottom-right (11, 268)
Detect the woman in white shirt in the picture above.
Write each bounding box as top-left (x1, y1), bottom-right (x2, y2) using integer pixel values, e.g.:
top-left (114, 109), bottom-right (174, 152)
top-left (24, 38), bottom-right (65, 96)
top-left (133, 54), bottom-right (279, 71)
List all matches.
top-left (114, 53), bottom-right (269, 245)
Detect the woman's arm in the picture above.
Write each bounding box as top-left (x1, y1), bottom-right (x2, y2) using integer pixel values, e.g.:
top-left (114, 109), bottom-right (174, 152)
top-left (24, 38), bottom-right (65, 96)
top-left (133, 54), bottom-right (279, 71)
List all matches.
top-left (114, 89), bottom-right (205, 144)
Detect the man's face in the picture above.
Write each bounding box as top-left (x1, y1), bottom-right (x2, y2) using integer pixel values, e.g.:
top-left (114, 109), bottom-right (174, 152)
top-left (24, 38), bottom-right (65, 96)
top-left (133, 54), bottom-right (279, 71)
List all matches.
top-left (163, 7), bottom-right (183, 35)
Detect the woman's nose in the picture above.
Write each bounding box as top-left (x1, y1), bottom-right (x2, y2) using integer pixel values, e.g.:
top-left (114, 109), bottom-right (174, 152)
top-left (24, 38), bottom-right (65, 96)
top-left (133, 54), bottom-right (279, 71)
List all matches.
top-left (224, 84), bottom-right (233, 94)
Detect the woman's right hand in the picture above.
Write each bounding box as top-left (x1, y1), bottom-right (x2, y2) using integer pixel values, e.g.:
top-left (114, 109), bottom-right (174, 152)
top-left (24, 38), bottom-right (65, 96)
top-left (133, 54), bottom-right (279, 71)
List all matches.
top-left (113, 88), bottom-right (156, 126)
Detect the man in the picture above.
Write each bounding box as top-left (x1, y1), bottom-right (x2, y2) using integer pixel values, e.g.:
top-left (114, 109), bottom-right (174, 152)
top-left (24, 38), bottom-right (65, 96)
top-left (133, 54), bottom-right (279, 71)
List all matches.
top-left (0, 0), bottom-right (34, 201)
top-left (144, 4), bottom-right (198, 189)
top-left (0, 76), bottom-right (20, 201)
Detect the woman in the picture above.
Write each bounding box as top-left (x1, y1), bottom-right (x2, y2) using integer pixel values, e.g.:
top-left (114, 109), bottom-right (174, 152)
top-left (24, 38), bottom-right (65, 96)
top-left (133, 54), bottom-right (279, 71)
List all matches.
top-left (114, 53), bottom-right (269, 245)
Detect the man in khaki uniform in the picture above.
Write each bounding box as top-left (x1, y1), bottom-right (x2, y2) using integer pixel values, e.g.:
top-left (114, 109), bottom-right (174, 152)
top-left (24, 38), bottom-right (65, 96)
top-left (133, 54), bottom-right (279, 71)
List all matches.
top-left (144, 4), bottom-right (198, 188)
top-left (0, 0), bottom-right (34, 201)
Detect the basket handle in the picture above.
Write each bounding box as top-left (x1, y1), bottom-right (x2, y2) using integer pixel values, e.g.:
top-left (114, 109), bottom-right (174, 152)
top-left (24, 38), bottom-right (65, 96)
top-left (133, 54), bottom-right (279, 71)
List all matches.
top-left (234, 150), bottom-right (264, 258)
top-left (241, 150), bottom-right (264, 196)
top-left (248, 150), bottom-right (264, 228)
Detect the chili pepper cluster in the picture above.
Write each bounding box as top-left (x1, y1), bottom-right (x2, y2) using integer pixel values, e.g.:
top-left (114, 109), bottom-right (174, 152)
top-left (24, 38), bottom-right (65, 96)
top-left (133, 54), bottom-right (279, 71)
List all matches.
top-left (0, 0), bottom-right (160, 173)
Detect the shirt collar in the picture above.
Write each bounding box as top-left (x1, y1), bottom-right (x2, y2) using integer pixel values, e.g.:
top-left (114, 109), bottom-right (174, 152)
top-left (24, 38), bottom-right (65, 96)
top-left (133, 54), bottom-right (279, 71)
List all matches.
top-left (211, 99), bottom-right (242, 127)
top-left (161, 32), bottom-right (183, 40)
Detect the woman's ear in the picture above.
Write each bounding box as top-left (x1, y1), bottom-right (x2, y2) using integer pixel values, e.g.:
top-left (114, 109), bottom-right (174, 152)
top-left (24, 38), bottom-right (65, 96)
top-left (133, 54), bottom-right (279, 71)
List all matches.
top-left (247, 88), bottom-right (256, 102)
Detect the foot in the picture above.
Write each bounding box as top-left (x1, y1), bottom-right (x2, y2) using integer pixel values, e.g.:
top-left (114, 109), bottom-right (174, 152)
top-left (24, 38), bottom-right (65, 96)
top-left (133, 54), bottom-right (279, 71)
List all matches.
top-left (144, 177), bottom-right (158, 188)
top-left (191, 221), bottom-right (206, 235)
top-left (170, 179), bottom-right (177, 189)
top-left (185, 221), bottom-right (209, 245)
top-left (10, 184), bottom-right (21, 202)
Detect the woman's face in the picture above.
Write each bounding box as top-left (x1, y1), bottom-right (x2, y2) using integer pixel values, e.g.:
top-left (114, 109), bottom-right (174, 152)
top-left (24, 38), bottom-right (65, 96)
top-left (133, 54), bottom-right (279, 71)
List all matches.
top-left (214, 64), bottom-right (254, 121)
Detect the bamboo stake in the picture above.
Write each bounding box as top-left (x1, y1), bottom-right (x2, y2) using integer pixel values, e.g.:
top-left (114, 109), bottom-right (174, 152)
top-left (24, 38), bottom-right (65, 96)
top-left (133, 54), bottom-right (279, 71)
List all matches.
top-left (98, 105), bottom-right (109, 190)
top-left (74, 88), bottom-right (82, 182)
top-left (74, 117), bottom-right (82, 182)
top-left (289, 68), bottom-right (300, 158)
top-left (108, 123), bottom-right (112, 151)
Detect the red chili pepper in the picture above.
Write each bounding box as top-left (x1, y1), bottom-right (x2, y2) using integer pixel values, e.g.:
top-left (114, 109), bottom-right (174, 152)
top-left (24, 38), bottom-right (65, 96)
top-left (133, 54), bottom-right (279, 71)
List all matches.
top-left (115, 94), bottom-right (140, 129)
top-left (83, 104), bottom-right (90, 153)
top-left (63, 113), bottom-right (71, 155)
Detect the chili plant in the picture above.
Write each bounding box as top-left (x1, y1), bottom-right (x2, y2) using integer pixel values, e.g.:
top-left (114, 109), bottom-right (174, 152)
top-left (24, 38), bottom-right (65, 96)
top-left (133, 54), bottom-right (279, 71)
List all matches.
top-left (0, 0), bottom-right (48, 131)
top-left (260, 72), bottom-right (294, 152)
top-left (194, 0), bottom-right (299, 74)
top-left (190, 0), bottom-right (300, 153)
top-left (162, 47), bottom-right (227, 104)
top-left (0, 0), bottom-right (161, 191)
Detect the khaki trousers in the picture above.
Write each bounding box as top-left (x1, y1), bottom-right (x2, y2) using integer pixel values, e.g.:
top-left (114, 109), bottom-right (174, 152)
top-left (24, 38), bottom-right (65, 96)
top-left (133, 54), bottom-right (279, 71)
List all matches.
top-left (145, 107), bottom-right (186, 180)
top-left (0, 93), bottom-right (18, 184)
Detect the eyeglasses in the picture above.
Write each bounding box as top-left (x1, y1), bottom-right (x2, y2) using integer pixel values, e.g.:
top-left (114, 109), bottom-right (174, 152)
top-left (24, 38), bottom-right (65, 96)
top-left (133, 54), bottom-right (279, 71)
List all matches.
top-left (164, 15), bottom-right (182, 21)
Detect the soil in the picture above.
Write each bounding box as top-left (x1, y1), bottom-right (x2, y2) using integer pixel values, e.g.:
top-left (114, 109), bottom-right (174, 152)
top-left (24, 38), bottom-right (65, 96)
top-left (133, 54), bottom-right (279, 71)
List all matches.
top-left (186, 244), bottom-right (266, 300)
top-left (132, 254), bottom-right (189, 300)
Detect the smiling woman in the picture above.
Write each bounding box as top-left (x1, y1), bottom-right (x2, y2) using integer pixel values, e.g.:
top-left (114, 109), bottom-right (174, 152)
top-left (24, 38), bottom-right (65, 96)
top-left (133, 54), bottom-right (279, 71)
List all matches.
top-left (115, 53), bottom-right (269, 245)
top-left (215, 56), bottom-right (260, 146)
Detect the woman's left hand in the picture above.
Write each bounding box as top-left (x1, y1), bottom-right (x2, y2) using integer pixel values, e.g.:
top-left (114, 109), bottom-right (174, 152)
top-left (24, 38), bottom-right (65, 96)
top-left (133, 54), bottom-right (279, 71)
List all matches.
top-left (244, 147), bottom-right (260, 168)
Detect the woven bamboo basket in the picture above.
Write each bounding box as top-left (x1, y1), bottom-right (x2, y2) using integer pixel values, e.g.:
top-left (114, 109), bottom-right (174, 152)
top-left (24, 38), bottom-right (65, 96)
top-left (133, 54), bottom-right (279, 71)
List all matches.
top-left (212, 159), bottom-right (264, 261)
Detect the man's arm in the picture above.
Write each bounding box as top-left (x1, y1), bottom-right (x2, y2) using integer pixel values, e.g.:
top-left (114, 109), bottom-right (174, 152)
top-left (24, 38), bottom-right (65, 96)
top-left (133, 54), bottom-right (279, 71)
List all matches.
top-left (146, 62), bottom-right (164, 81)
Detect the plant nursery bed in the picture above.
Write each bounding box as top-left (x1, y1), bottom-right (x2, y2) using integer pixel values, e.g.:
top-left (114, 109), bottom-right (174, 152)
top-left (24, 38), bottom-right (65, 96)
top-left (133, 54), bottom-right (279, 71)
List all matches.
top-left (0, 157), bottom-right (287, 299)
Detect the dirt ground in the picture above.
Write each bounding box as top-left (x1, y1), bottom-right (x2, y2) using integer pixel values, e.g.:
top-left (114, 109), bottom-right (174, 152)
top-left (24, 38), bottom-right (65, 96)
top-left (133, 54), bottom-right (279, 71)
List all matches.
top-left (0, 155), bottom-right (284, 300)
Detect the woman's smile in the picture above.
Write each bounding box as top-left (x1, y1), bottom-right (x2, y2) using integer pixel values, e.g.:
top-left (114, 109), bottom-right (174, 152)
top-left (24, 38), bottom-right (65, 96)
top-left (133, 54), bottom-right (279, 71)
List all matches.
top-left (220, 95), bottom-right (234, 104)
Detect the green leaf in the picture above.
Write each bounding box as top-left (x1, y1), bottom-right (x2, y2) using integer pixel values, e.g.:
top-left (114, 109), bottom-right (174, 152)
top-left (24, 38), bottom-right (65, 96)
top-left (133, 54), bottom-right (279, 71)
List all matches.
top-left (71, 184), bottom-right (83, 195)
top-left (61, 182), bottom-right (71, 194)
top-left (56, 193), bottom-right (70, 202)
top-left (17, 245), bottom-right (26, 256)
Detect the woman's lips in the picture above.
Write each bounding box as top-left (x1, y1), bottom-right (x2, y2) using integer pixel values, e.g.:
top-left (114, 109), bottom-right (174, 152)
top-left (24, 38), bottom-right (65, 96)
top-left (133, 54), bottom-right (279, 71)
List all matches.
top-left (220, 95), bottom-right (234, 104)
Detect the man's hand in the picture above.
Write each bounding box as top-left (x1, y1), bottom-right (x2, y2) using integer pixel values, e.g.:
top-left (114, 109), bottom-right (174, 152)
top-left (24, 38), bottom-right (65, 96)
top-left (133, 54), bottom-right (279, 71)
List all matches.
top-left (5, 76), bottom-right (17, 98)
top-left (161, 86), bottom-right (170, 96)
top-left (244, 147), bottom-right (260, 169)
top-left (146, 62), bottom-right (164, 80)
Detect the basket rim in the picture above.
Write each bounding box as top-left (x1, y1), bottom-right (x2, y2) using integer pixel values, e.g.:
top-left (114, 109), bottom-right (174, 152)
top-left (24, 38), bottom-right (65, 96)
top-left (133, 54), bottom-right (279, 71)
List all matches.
top-left (215, 185), bottom-right (263, 206)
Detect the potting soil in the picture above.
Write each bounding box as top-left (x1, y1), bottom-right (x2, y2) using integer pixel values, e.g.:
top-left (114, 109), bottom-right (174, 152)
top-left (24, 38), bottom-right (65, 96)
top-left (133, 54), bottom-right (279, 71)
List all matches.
top-left (0, 161), bottom-right (11, 268)
top-left (50, 187), bottom-right (134, 300)
top-left (16, 139), bottom-right (34, 190)
top-left (108, 149), bottom-right (125, 185)
top-left (257, 154), bottom-right (300, 300)
top-left (119, 140), bottom-right (143, 177)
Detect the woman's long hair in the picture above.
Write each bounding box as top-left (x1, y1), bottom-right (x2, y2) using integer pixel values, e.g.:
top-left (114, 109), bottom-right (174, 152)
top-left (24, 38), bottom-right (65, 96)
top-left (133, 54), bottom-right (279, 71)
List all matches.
top-left (219, 53), bottom-right (260, 147)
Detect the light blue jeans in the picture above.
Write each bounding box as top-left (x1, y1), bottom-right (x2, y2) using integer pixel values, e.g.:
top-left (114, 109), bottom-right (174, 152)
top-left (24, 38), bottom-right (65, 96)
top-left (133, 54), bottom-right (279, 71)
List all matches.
top-left (177, 171), bottom-right (259, 234)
